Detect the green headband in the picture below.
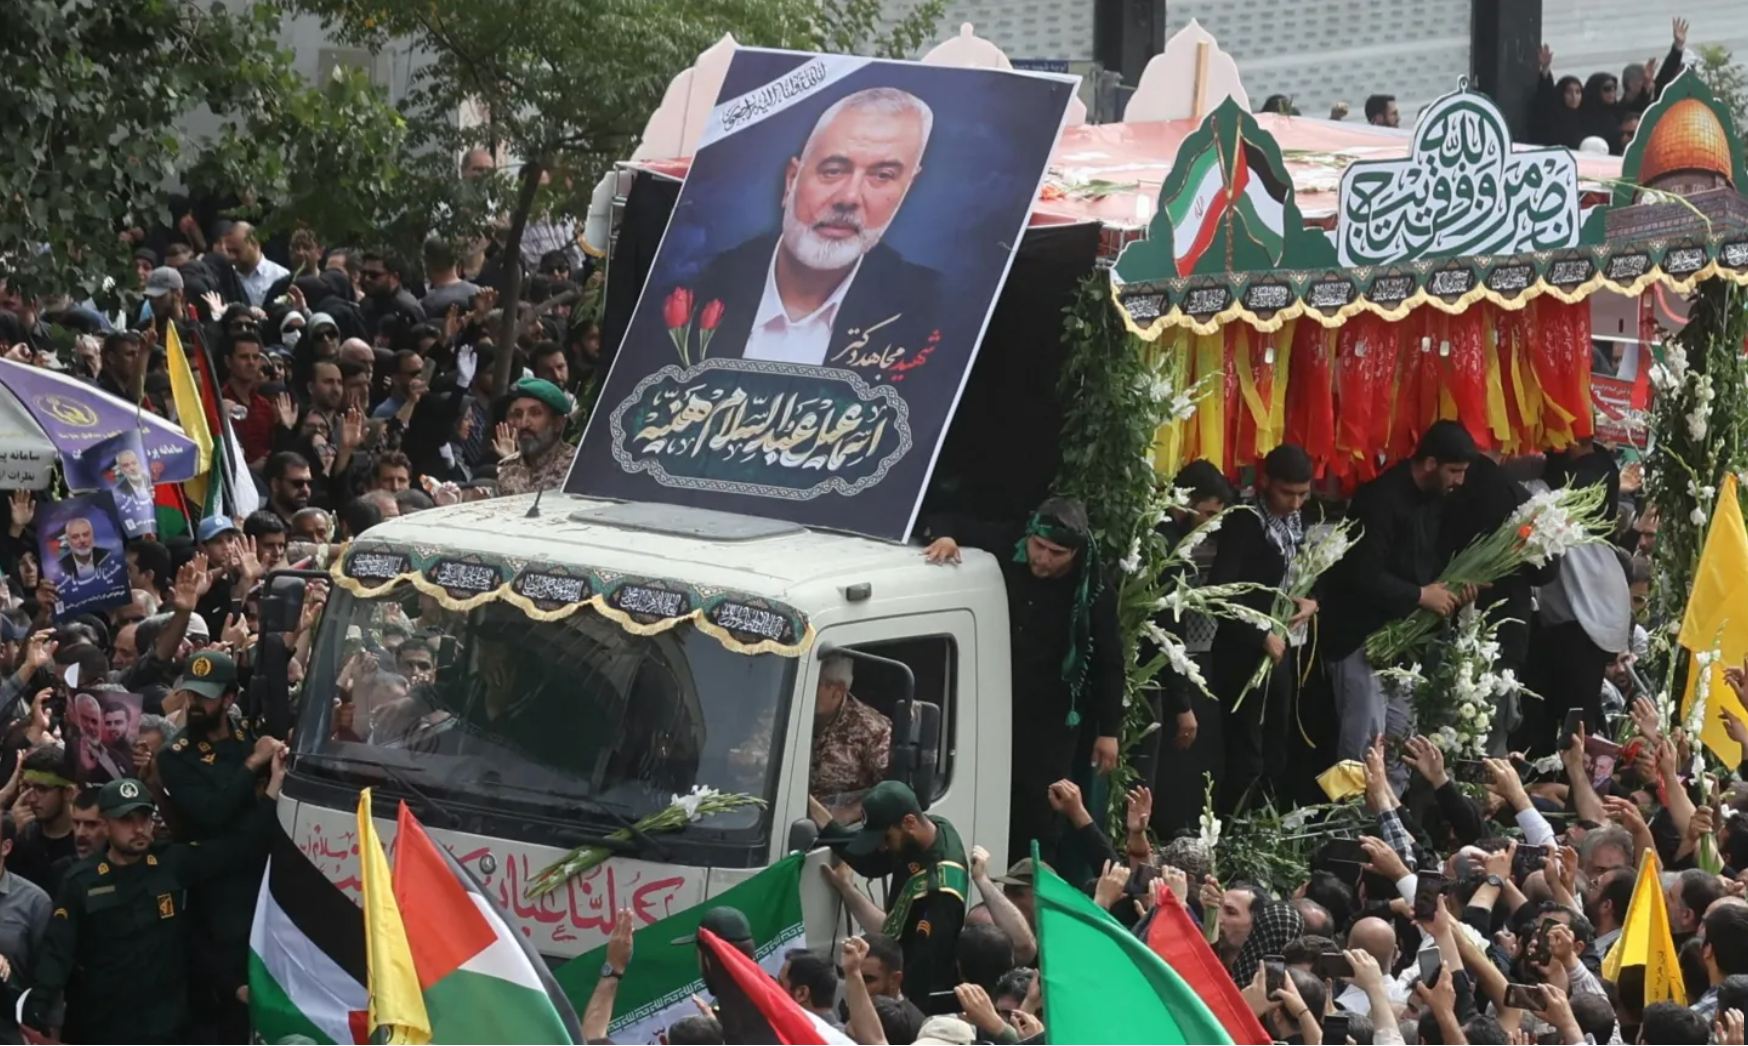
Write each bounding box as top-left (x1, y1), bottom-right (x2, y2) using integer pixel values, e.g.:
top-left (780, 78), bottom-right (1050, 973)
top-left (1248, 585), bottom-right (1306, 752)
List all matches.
top-left (1013, 512), bottom-right (1102, 726)
top-left (23, 769), bottom-right (73, 789)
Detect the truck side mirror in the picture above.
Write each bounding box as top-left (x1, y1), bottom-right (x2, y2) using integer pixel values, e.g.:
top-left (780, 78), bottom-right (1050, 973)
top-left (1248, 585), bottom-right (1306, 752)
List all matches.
top-left (888, 698), bottom-right (943, 809)
top-left (786, 818), bottom-right (820, 855)
top-left (258, 574), bottom-right (307, 635)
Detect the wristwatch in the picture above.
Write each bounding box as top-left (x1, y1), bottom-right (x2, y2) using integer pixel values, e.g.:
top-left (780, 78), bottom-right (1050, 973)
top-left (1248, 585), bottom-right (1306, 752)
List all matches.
top-left (600, 964), bottom-right (625, 980)
top-left (1484, 874), bottom-right (1504, 889)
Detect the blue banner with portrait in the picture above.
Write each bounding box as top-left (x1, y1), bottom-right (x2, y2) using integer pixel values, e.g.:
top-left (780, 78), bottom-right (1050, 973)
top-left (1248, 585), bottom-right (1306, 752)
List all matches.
top-left (38, 491), bottom-right (130, 620)
top-left (565, 49), bottom-right (1077, 541)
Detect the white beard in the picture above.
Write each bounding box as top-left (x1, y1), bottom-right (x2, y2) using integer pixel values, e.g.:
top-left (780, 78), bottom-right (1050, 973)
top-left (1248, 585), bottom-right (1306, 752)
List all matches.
top-left (780, 195), bottom-right (888, 273)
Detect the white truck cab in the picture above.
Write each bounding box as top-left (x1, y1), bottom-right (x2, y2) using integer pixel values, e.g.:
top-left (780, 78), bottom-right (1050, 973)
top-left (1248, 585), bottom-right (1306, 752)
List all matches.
top-left (275, 491), bottom-right (1012, 960)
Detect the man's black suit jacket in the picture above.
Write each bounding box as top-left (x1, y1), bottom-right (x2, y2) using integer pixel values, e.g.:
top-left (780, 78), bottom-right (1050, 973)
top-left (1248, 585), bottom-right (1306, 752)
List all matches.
top-left (673, 234), bottom-right (946, 380)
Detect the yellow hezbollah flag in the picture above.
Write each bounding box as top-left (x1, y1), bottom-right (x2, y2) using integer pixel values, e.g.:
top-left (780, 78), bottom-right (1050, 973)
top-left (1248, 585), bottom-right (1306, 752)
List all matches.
top-left (163, 324), bottom-right (214, 511)
top-left (1678, 473), bottom-right (1748, 767)
top-left (358, 788), bottom-right (431, 1045)
top-left (1602, 849), bottom-right (1686, 1006)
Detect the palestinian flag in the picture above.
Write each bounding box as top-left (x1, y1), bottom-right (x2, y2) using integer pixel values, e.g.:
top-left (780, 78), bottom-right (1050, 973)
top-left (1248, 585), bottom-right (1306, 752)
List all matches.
top-left (1142, 887), bottom-right (1271, 1043)
top-left (392, 802), bottom-right (582, 1043)
top-left (1164, 137), bottom-right (1231, 277)
top-left (248, 822), bottom-right (369, 1045)
top-left (1230, 134), bottom-right (1289, 263)
top-left (696, 928), bottom-right (854, 1045)
top-left (554, 853), bottom-right (808, 1043)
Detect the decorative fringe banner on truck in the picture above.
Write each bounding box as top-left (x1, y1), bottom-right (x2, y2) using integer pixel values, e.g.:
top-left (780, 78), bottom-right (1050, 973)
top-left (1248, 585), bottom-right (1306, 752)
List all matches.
top-left (331, 540), bottom-right (816, 658)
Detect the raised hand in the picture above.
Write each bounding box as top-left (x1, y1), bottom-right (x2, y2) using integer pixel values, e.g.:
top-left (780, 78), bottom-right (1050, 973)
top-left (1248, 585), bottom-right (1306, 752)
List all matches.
top-left (1403, 734), bottom-right (1449, 788)
top-left (274, 392), bottom-right (298, 430)
top-left (492, 421), bottom-right (517, 460)
top-left (21, 631), bottom-right (56, 677)
top-left (606, 909), bottom-right (634, 974)
top-left (340, 407), bottom-right (366, 451)
top-left (1092, 860), bottom-right (1131, 910)
top-left (1126, 786), bottom-right (1154, 834)
top-left (7, 491), bottom-right (32, 537)
top-left (1674, 17), bottom-right (1689, 49)
top-left (1539, 44), bottom-right (1554, 72)
top-left (222, 612), bottom-right (251, 650)
top-left (840, 934), bottom-right (868, 977)
top-left (201, 291), bottom-right (225, 319)
top-left (170, 552), bottom-right (210, 614)
top-left (236, 535), bottom-right (263, 586)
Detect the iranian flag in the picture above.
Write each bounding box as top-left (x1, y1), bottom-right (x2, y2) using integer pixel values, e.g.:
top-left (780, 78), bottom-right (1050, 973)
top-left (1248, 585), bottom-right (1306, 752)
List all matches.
top-left (248, 823), bottom-right (370, 1045)
top-left (392, 803), bottom-right (583, 1043)
top-left (554, 854), bottom-right (808, 1043)
top-left (1165, 138), bottom-right (1232, 276)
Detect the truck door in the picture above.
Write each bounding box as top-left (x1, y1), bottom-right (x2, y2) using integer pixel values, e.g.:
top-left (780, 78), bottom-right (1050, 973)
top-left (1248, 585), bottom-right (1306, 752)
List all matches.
top-left (781, 612), bottom-right (979, 934)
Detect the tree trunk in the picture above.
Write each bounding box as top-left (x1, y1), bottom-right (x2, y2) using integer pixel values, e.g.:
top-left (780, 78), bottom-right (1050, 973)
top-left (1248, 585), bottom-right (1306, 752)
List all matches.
top-left (492, 158), bottom-right (546, 393)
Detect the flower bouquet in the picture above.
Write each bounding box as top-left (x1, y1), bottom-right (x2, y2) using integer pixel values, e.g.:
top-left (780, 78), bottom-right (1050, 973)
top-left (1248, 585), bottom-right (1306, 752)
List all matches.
top-left (1364, 482), bottom-right (1611, 666)
top-left (1138, 504), bottom-right (1284, 704)
top-left (1233, 519), bottom-right (1361, 709)
top-left (1378, 605), bottom-right (1532, 761)
top-left (524, 785), bottom-right (764, 898)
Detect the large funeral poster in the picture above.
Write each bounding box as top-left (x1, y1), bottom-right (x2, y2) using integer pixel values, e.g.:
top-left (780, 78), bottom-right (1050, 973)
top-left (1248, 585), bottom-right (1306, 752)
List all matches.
top-left (565, 50), bottom-right (1077, 540)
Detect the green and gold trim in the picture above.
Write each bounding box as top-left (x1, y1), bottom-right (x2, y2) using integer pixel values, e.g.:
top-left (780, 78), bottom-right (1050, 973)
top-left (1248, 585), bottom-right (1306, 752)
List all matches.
top-left (331, 540), bottom-right (815, 658)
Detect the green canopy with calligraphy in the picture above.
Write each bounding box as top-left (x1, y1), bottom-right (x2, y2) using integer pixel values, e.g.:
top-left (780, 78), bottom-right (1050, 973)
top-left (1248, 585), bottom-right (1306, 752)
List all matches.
top-left (1111, 75), bottom-right (1748, 340)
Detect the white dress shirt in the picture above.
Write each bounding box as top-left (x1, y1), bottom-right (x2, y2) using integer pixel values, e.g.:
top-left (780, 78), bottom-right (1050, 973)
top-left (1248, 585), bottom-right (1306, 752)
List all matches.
top-left (238, 257), bottom-right (290, 307)
top-left (742, 245), bottom-right (862, 366)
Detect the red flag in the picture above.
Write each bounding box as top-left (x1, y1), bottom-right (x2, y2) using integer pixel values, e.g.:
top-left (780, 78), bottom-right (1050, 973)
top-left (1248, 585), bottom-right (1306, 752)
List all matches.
top-left (696, 929), bottom-right (845, 1045)
top-left (1143, 889), bottom-right (1273, 1045)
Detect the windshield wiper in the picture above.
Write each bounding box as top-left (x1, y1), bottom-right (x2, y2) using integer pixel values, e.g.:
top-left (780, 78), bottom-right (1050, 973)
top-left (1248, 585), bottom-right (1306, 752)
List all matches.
top-left (295, 752), bottom-right (462, 829)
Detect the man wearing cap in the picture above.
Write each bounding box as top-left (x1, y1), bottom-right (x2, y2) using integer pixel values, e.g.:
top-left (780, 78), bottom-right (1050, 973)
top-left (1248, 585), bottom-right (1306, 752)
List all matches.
top-left (496, 377), bottom-right (576, 496)
top-left (196, 514), bottom-right (262, 632)
top-left (921, 496), bottom-right (1123, 865)
top-left (672, 907), bottom-right (786, 1042)
top-left (28, 761), bottom-right (285, 1044)
top-left (155, 650), bottom-right (281, 1038)
top-left (812, 780), bottom-right (968, 1013)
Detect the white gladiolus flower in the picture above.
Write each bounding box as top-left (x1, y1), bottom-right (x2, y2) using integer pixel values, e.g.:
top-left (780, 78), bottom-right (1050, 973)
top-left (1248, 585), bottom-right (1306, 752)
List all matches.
top-left (1199, 809), bottom-right (1222, 849)
top-left (1118, 536), bottom-right (1142, 575)
top-left (1693, 506), bottom-right (1709, 526)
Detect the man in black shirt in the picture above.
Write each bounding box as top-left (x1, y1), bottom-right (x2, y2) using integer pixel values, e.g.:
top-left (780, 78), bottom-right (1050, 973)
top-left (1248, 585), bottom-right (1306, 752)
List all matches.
top-left (1207, 445), bottom-right (1320, 813)
top-left (1319, 421), bottom-right (1475, 764)
top-left (921, 496), bottom-right (1123, 865)
top-left (11, 745), bottom-right (77, 895)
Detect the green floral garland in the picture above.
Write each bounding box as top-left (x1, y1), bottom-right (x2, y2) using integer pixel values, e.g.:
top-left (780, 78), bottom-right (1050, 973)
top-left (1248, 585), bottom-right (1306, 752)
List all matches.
top-left (1643, 280), bottom-right (1748, 677)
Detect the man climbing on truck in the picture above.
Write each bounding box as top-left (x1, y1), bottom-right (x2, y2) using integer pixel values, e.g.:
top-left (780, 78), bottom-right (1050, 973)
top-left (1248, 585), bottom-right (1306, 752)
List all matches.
top-left (919, 496), bottom-right (1124, 866)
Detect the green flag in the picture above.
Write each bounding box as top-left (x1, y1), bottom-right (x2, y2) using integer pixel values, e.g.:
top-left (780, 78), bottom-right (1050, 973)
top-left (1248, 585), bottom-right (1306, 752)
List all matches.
top-left (554, 854), bottom-right (806, 1042)
top-left (1034, 845), bottom-right (1235, 1043)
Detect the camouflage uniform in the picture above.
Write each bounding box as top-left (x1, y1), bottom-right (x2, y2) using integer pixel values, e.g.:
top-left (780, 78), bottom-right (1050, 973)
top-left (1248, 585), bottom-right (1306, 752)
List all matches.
top-left (810, 695), bottom-right (891, 798)
top-left (498, 441), bottom-right (577, 496)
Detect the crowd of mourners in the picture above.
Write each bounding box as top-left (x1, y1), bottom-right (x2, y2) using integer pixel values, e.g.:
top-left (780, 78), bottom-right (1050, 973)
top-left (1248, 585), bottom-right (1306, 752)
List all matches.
top-left (0, 22), bottom-right (1739, 1045)
top-left (1260, 16), bottom-right (1693, 159)
top-left (0, 147), bottom-right (607, 1044)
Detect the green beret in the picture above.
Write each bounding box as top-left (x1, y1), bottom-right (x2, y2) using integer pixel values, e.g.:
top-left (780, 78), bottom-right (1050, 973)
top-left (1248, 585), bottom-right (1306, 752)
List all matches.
top-left (510, 377), bottom-right (570, 417)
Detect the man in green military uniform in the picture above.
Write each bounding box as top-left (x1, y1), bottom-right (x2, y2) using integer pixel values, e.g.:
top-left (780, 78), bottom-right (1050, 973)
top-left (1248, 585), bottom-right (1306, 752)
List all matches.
top-left (811, 781), bottom-right (967, 1014)
top-left (27, 765), bottom-right (284, 1043)
top-left (153, 649), bottom-right (282, 1040)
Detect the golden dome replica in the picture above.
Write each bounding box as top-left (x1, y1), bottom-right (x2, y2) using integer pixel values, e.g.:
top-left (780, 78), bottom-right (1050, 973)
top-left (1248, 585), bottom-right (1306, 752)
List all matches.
top-left (1636, 98), bottom-right (1734, 197)
top-left (1606, 74), bottom-right (1748, 243)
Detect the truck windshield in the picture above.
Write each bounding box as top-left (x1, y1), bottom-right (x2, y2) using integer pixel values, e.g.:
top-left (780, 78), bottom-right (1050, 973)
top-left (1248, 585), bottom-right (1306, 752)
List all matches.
top-left (293, 586), bottom-right (794, 835)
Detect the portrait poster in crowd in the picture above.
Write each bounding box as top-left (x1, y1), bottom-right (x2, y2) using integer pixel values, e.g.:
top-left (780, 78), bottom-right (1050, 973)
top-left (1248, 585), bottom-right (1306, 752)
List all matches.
top-left (65, 428), bottom-right (156, 538)
top-left (66, 689), bottom-right (143, 785)
top-left (37, 490), bottom-right (130, 619)
top-left (565, 50), bottom-right (1078, 541)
